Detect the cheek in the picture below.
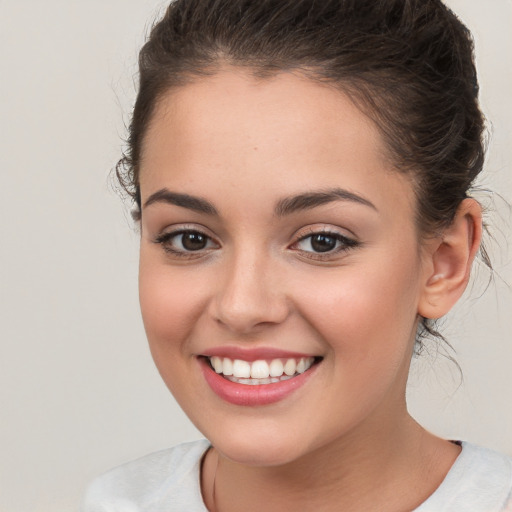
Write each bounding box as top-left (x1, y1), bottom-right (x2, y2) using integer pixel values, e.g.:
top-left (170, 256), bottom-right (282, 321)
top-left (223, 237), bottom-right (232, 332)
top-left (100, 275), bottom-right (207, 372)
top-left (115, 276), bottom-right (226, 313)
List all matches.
top-left (291, 252), bottom-right (422, 362)
top-left (138, 257), bottom-right (216, 406)
top-left (287, 260), bottom-right (422, 422)
top-left (138, 256), bottom-right (208, 355)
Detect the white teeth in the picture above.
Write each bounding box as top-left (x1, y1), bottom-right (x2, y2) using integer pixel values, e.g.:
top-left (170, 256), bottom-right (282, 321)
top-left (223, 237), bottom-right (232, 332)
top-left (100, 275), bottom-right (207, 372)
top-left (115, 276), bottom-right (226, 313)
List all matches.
top-left (269, 359), bottom-right (284, 377)
top-left (250, 360), bottom-right (270, 379)
top-left (284, 358), bottom-right (296, 376)
top-left (232, 359), bottom-right (251, 378)
top-left (208, 355), bottom-right (316, 383)
top-left (222, 357), bottom-right (233, 376)
top-left (296, 358), bottom-right (306, 374)
top-left (226, 377), bottom-right (280, 385)
top-left (212, 356), bottom-right (223, 374)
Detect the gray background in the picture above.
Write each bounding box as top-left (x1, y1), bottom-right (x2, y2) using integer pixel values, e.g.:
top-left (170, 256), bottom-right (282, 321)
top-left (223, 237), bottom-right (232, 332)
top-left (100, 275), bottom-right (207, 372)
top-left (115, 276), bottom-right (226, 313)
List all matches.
top-left (1, 1), bottom-right (510, 511)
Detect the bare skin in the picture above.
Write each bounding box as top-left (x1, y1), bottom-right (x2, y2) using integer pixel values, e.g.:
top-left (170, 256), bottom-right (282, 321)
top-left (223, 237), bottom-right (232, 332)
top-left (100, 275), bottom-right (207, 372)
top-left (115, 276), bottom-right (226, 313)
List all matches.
top-left (138, 68), bottom-right (481, 512)
top-left (201, 415), bottom-right (460, 512)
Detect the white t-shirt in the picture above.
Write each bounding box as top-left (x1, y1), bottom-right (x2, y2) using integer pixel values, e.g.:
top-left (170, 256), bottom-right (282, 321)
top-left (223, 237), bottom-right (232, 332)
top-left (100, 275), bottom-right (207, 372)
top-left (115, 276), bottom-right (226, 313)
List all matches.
top-left (81, 440), bottom-right (512, 511)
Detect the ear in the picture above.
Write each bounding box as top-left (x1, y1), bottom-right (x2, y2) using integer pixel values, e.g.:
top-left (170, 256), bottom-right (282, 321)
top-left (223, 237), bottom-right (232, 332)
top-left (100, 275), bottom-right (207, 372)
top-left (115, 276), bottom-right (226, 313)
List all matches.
top-left (418, 198), bottom-right (482, 320)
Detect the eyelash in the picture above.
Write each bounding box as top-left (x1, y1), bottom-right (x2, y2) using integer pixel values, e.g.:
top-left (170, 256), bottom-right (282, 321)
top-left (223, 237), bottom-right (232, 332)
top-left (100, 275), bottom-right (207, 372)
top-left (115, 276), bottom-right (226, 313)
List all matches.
top-left (153, 229), bottom-right (218, 258)
top-left (153, 227), bottom-right (360, 260)
top-left (291, 229), bottom-right (360, 260)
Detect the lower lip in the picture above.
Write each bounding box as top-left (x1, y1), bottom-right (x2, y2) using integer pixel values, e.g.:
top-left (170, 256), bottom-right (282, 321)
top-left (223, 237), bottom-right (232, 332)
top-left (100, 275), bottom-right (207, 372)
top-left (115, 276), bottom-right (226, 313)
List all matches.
top-left (199, 357), bottom-right (318, 406)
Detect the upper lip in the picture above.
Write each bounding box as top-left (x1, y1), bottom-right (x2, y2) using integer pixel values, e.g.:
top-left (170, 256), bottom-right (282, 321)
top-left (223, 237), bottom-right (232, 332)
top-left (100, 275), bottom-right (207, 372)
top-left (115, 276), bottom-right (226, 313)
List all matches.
top-left (200, 346), bottom-right (320, 362)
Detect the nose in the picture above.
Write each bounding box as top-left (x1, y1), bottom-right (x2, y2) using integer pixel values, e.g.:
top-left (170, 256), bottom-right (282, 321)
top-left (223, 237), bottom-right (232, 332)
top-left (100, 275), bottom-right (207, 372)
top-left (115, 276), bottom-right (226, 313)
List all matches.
top-left (210, 250), bottom-right (290, 335)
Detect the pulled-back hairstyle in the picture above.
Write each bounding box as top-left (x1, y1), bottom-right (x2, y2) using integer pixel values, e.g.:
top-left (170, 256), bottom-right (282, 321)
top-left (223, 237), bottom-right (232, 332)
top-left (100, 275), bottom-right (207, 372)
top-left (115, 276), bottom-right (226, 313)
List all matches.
top-left (117, 0), bottom-right (487, 349)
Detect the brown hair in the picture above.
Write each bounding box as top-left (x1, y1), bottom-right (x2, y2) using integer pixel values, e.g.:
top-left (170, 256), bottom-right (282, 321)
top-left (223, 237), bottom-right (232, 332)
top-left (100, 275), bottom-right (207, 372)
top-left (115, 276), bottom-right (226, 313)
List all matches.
top-left (117, 0), bottom-right (487, 348)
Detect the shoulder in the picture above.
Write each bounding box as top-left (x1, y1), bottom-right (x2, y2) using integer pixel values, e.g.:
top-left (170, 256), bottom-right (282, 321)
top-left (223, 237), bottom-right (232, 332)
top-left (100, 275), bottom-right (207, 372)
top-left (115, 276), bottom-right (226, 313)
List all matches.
top-left (416, 442), bottom-right (512, 512)
top-left (80, 439), bottom-right (210, 512)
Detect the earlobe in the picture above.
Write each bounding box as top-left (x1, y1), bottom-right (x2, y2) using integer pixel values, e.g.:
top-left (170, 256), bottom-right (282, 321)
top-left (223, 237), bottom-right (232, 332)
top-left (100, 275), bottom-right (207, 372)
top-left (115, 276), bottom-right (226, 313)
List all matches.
top-left (418, 198), bottom-right (482, 320)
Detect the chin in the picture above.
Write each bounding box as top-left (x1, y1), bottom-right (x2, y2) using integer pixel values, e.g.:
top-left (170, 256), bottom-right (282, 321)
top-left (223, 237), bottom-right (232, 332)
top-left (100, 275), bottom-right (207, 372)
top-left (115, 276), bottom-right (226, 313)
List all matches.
top-left (215, 438), bottom-right (303, 467)
top-left (199, 418), bottom-right (314, 467)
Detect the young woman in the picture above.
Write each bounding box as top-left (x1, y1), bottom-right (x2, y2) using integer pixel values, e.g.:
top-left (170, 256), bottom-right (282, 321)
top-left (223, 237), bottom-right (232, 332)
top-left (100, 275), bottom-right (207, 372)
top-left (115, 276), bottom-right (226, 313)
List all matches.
top-left (82, 0), bottom-right (512, 510)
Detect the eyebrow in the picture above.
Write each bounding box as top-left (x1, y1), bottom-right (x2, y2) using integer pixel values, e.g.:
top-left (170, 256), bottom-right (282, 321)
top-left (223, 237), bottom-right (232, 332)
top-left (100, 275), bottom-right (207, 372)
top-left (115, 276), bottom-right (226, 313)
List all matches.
top-left (275, 188), bottom-right (377, 216)
top-left (142, 187), bottom-right (376, 217)
top-left (143, 189), bottom-right (218, 215)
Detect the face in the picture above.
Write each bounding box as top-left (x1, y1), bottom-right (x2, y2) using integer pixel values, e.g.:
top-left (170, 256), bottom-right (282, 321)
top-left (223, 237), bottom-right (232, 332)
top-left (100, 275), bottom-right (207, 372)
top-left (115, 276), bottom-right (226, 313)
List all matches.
top-left (138, 69), bottom-right (431, 466)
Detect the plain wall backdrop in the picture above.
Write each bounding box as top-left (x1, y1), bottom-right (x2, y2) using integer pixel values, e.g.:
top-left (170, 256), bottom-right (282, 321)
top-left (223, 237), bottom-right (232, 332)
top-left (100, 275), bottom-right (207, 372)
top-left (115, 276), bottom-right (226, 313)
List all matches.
top-left (0, 1), bottom-right (510, 511)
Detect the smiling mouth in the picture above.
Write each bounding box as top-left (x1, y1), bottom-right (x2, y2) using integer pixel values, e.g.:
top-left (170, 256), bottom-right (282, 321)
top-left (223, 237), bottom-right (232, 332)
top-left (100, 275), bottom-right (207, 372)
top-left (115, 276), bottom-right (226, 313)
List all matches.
top-left (206, 356), bottom-right (321, 385)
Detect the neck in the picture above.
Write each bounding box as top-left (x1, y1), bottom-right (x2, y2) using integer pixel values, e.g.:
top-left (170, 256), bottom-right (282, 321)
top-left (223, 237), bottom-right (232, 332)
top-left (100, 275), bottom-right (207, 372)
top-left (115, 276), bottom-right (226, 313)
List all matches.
top-left (202, 410), bottom-right (460, 512)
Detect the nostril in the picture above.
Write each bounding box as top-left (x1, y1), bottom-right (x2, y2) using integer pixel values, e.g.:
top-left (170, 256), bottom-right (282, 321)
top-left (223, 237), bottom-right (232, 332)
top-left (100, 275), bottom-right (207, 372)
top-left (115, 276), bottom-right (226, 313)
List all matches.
top-left (211, 298), bottom-right (289, 334)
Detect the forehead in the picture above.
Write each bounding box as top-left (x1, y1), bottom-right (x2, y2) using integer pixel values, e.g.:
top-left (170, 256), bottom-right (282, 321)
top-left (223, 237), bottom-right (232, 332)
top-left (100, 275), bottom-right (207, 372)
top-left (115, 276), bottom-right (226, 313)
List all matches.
top-left (144, 68), bottom-right (387, 168)
top-left (140, 68), bottom-right (415, 220)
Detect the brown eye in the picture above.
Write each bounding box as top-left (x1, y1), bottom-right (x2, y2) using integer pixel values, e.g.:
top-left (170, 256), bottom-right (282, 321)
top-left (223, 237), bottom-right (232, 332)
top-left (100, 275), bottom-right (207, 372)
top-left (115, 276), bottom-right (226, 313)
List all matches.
top-left (297, 233), bottom-right (340, 253)
top-left (310, 234), bottom-right (337, 253)
top-left (294, 231), bottom-right (359, 256)
top-left (181, 231), bottom-right (208, 251)
top-left (154, 229), bottom-right (218, 255)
